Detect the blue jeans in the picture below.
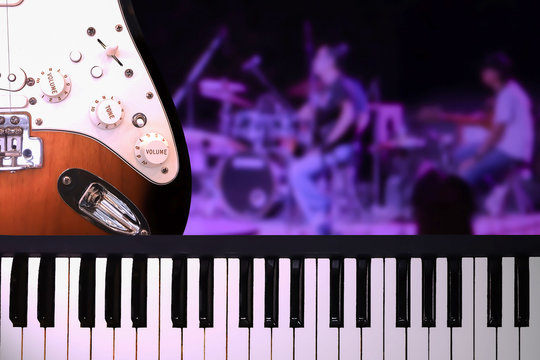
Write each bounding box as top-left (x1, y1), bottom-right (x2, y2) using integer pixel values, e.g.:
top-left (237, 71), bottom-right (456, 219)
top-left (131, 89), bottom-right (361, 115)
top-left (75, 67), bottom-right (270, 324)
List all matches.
top-left (454, 143), bottom-right (519, 189)
top-left (289, 145), bottom-right (354, 223)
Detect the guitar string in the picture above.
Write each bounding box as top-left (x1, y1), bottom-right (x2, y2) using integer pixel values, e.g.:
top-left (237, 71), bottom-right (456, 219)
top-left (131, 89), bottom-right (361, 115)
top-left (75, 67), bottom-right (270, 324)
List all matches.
top-left (4, 0), bottom-right (13, 111)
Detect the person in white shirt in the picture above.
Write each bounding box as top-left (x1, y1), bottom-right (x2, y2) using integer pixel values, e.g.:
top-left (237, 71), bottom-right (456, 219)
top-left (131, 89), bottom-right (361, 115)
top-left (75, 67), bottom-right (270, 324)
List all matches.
top-left (455, 52), bottom-right (534, 190)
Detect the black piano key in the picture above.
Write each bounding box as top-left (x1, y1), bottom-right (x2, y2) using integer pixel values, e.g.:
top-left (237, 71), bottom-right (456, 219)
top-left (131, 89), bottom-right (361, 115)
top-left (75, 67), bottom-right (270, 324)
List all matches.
top-left (239, 258), bottom-right (254, 328)
top-left (396, 258), bottom-right (410, 328)
top-left (447, 258), bottom-right (462, 328)
top-left (264, 258), bottom-right (279, 328)
top-left (330, 258), bottom-right (344, 328)
top-left (105, 257), bottom-right (122, 328)
top-left (421, 258), bottom-right (436, 328)
top-left (290, 258), bottom-right (305, 328)
top-left (356, 258), bottom-right (371, 328)
top-left (131, 257), bottom-right (148, 328)
top-left (10, 255), bottom-right (29, 328)
top-left (515, 257), bottom-right (530, 327)
top-left (37, 256), bottom-right (56, 328)
top-left (199, 258), bottom-right (214, 328)
top-left (171, 257), bottom-right (188, 328)
top-left (487, 257), bottom-right (503, 328)
top-left (79, 256), bottom-right (96, 328)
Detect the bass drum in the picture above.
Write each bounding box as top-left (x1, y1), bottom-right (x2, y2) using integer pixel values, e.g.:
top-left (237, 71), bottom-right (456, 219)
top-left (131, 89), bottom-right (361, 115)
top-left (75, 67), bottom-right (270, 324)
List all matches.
top-left (218, 153), bottom-right (281, 218)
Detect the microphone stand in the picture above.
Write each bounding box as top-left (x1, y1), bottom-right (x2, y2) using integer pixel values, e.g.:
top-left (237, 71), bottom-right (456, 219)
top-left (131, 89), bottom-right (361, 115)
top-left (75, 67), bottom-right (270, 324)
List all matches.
top-left (173, 28), bottom-right (228, 126)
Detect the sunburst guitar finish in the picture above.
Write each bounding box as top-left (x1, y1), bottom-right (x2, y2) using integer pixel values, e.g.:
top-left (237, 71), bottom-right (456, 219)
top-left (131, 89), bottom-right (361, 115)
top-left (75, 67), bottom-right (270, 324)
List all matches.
top-left (0, 0), bottom-right (191, 235)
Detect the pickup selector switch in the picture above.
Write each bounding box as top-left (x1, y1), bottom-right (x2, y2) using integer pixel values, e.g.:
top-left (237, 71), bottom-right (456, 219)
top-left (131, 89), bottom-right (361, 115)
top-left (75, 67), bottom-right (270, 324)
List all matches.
top-left (134, 132), bottom-right (169, 167)
top-left (90, 96), bottom-right (125, 129)
top-left (38, 68), bottom-right (71, 103)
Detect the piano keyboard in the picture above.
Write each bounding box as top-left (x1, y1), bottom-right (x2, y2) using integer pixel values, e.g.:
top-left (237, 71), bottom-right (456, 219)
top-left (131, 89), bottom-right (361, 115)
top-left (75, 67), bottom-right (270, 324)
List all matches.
top-left (0, 236), bottom-right (538, 359)
top-left (0, 255), bottom-right (538, 359)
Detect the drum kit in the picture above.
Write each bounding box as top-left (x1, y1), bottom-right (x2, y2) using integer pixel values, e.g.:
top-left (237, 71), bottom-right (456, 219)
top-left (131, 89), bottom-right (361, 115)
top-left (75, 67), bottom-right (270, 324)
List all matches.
top-left (187, 78), bottom-right (296, 219)
top-left (187, 77), bottom-right (441, 222)
top-left (187, 78), bottom-right (441, 222)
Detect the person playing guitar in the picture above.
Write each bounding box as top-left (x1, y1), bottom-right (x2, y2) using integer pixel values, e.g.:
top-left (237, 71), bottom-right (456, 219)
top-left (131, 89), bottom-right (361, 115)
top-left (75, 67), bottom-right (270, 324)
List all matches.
top-left (288, 44), bottom-right (368, 234)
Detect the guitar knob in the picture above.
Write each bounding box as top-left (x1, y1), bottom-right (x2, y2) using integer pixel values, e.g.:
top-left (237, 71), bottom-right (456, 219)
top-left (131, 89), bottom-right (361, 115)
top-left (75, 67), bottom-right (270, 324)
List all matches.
top-left (134, 132), bottom-right (169, 167)
top-left (38, 68), bottom-right (72, 103)
top-left (89, 96), bottom-right (125, 129)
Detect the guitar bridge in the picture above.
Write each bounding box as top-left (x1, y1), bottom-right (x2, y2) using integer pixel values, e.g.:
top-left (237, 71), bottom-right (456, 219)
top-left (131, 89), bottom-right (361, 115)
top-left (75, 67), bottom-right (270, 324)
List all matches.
top-left (0, 113), bottom-right (42, 171)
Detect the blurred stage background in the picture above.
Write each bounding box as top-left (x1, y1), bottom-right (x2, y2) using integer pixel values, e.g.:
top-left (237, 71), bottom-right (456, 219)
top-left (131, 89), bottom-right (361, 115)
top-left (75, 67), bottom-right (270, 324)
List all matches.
top-left (132, 0), bottom-right (540, 235)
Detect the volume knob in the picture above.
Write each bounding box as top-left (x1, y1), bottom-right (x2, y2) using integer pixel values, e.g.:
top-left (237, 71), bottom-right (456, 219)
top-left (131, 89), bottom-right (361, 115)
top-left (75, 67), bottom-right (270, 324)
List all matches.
top-left (90, 96), bottom-right (125, 129)
top-left (135, 132), bottom-right (169, 167)
top-left (38, 68), bottom-right (71, 103)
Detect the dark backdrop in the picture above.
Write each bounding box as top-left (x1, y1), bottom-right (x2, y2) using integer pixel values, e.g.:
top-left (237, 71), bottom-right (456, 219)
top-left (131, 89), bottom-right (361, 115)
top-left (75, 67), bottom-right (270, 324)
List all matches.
top-left (131, 0), bottom-right (540, 121)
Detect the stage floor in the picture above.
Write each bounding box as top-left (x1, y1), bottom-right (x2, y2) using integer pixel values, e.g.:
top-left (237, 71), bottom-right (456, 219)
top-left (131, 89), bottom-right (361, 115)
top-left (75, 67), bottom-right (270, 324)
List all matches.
top-left (185, 212), bottom-right (540, 236)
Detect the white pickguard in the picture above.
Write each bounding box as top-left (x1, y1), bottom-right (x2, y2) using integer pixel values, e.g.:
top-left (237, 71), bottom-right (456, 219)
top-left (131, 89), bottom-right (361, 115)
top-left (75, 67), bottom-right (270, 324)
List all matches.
top-left (0, 0), bottom-right (179, 185)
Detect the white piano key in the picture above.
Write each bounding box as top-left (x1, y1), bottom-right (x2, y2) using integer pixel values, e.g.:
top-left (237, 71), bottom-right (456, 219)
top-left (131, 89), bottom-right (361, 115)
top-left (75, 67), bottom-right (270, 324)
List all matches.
top-left (44, 258), bottom-right (69, 360)
top-left (384, 258), bottom-right (406, 360)
top-left (316, 259), bottom-right (339, 360)
top-left (0, 258), bottom-right (22, 360)
top-left (522, 257), bottom-right (540, 360)
top-left (498, 257), bottom-right (519, 360)
top-left (23, 258), bottom-right (44, 360)
top-left (407, 258), bottom-right (428, 360)
top-left (293, 259), bottom-right (316, 360)
top-left (115, 258), bottom-right (135, 360)
top-left (361, 258), bottom-right (384, 359)
top-left (272, 258), bottom-right (293, 360)
top-left (205, 259), bottom-right (227, 360)
top-left (226, 259), bottom-right (249, 360)
top-left (183, 259), bottom-right (204, 360)
top-left (340, 258), bottom-right (360, 360)
top-left (430, 258), bottom-right (450, 360)
top-left (250, 258), bottom-right (271, 360)
top-left (137, 259), bottom-right (160, 359)
top-left (474, 258), bottom-right (496, 360)
top-left (92, 258), bottom-right (114, 360)
top-left (451, 258), bottom-right (474, 360)
top-left (160, 259), bottom-right (183, 360)
top-left (68, 258), bottom-right (91, 360)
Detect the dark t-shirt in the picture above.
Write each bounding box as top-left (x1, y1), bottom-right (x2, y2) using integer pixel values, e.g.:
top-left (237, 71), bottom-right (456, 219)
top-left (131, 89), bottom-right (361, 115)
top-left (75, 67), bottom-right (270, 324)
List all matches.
top-left (312, 77), bottom-right (361, 150)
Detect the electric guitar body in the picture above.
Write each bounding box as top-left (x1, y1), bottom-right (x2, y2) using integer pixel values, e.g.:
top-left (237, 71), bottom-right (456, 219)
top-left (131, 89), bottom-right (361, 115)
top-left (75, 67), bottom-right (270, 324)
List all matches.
top-left (0, 0), bottom-right (191, 235)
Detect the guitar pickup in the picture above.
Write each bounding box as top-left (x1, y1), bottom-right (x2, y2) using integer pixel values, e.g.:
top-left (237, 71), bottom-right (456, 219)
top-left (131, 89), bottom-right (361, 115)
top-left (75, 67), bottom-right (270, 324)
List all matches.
top-left (0, 95), bottom-right (28, 109)
top-left (0, 0), bottom-right (24, 6)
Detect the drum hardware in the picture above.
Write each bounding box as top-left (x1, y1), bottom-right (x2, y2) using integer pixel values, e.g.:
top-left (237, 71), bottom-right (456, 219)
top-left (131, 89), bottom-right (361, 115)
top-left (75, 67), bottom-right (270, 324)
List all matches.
top-left (198, 77), bottom-right (253, 142)
top-left (173, 28), bottom-right (228, 127)
top-left (0, 113), bottom-right (43, 171)
top-left (57, 168), bottom-right (150, 235)
top-left (229, 95), bottom-right (297, 154)
top-left (241, 54), bottom-right (294, 113)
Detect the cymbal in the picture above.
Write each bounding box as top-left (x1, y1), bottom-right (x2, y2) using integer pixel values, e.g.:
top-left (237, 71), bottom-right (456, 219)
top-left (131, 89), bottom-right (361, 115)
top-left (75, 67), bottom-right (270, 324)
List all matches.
top-left (371, 136), bottom-right (427, 151)
top-left (203, 92), bottom-right (253, 107)
top-left (185, 128), bottom-right (246, 155)
top-left (200, 78), bottom-right (247, 93)
top-left (199, 78), bottom-right (253, 107)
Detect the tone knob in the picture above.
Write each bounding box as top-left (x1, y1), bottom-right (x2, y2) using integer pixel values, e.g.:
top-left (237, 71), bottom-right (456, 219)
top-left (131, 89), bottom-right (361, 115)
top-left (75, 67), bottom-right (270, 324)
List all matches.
top-left (38, 68), bottom-right (71, 103)
top-left (90, 96), bottom-right (125, 129)
top-left (135, 132), bottom-right (169, 167)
